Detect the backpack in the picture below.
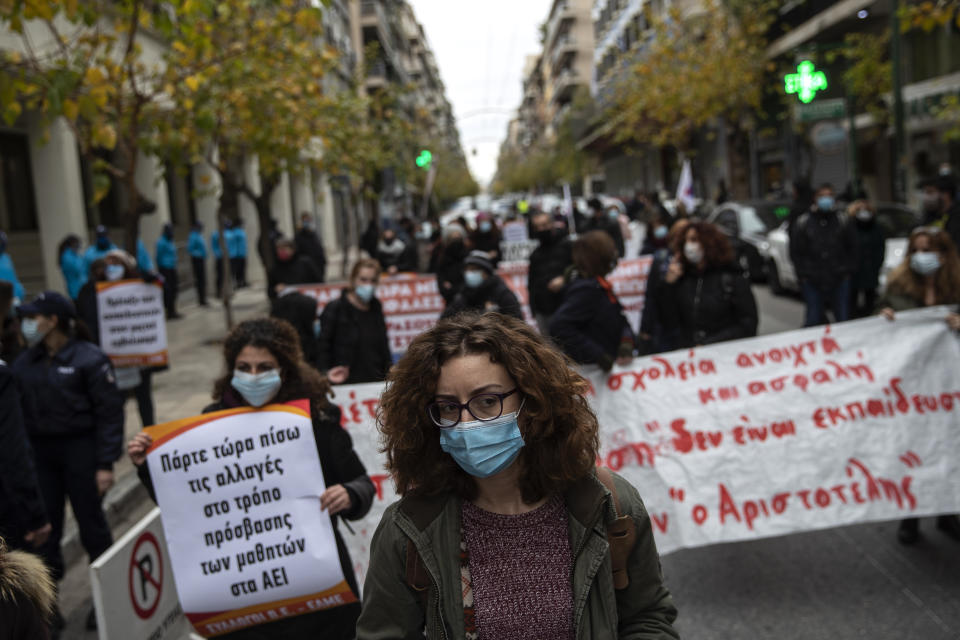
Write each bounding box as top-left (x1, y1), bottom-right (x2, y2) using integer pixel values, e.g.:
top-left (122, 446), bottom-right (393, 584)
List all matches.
top-left (404, 467), bottom-right (638, 607)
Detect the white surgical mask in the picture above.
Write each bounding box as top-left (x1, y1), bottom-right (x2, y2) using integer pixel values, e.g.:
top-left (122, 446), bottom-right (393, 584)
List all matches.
top-left (464, 270), bottom-right (484, 288)
top-left (105, 264), bottom-right (125, 281)
top-left (21, 318), bottom-right (48, 348)
top-left (910, 251), bottom-right (941, 276)
top-left (684, 242), bottom-right (704, 265)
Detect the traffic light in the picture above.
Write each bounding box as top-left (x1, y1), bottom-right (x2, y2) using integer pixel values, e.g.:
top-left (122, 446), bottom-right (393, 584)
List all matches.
top-left (416, 149), bottom-right (432, 170)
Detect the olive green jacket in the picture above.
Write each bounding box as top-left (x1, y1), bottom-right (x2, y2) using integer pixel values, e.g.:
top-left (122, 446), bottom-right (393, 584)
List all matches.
top-left (355, 471), bottom-right (679, 639)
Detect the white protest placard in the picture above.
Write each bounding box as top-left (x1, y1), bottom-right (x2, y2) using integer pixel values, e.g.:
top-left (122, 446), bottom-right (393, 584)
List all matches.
top-left (96, 280), bottom-right (169, 367)
top-left (144, 399), bottom-right (354, 637)
top-left (294, 257), bottom-right (651, 360)
top-left (333, 308), bottom-right (960, 589)
top-left (90, 507), bottom-right (191, 640)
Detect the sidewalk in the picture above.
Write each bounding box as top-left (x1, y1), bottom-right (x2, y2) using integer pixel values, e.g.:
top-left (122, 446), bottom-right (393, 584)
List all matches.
top-left (60, 284), bottom-right (272, 569)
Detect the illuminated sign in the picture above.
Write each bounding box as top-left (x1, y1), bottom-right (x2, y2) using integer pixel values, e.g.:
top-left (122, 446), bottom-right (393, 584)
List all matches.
top-left (785, 61), bottom-right (827, 104)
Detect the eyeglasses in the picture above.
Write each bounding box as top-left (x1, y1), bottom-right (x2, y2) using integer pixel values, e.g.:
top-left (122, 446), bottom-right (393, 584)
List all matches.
top-left (427, 388), bottom-right (519, 428)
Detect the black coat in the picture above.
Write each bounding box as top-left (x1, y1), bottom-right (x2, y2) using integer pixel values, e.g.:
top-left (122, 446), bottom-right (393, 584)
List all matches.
top-left (528, 235), bottom-right (572, 316)
top-left (295, 228), bottom-right (327, 283)
top-left (0, 363), bottom-right (47, 543)
top-left (13, 339), bottom-right (123, 469)
top-left (434, 242), bottom-right (468, 303)
top-left (789, 208), bottom-right (857, 288)
top-left (469, 230), bottom-right (502, 266)
top-left (268, 256), bottom-right (322, 300)
top-left (852, 219), bottom-right (885, 291)
top-left (549, 277), bottom-right (634, 369)
top-left (137, 397), bottom-right (374, 640)
top-left (317, 293), bottom-right (392, 383)
top-left (270, 292), bottom-right (322, 367)
top-left (944, 201), bottom-right (960, 257)
top-left (660, 265), bottom-right (758, 348)
top-left (639, 249), bottom-right (680, 354)
top-left (585, 216), bottom-right (625, 257)
top-left (441, 274), bottom-right (522, 320)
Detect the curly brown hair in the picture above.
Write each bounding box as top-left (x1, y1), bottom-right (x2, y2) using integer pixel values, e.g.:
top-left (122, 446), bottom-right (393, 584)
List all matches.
top-left (212, 317), bottom-right (332, 407)
top-left (885, 228), bottom-right (960, 305)
top-left (672, 221), bottom-right (735, 269)
top-left (572, 230), bottom-right (618, 278)
top-left (377, 312), bottom-right (599, 503)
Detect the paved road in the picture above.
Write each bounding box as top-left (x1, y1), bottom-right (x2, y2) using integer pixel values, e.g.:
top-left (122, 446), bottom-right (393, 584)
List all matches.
top-left (56, 282), bottom-right (960, 639)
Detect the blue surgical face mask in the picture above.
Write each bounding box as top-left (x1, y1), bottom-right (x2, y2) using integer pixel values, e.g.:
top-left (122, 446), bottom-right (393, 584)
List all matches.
top-left (608, 209), bottom-right (620, 220)
top-left (464, 270), bottom-right (484, 288)
top-left (354, 283), bottom-right (375, 302)
top-left (439, 404), bottom-right (526, 478)
top-left (21, 317), bottom-right (48, 348)
top-left (653, 226), bottom-right (668, 240)
top-left (910, 251), bottom-right (941, 276)
top-left (231, 370), bottom-right (282, 407)
top-left (479, 221), bottom-right (492, 233)
top-left (105, 264), bottom-right (125, 281)
top-left (816, 196), bottom-right (835, 211)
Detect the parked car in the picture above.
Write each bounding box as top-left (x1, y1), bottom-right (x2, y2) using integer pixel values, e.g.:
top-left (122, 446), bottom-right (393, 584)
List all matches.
top-left (764, 202), bottom-right (920, 295)
top-left (706, 200), bottom-right (793, 280)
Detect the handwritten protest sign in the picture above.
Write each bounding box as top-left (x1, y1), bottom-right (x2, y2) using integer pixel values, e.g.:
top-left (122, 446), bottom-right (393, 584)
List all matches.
top-left (332, 308), bottom-right (960, 587)
top-left (144, 400), bottom-right (354, 637)
top-left (294, 257), bottom-right (651, 360)
top-left (96, 280), bottom-right (168, 367)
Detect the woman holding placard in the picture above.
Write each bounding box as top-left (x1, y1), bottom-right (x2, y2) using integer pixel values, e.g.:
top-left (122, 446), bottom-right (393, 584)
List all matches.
top-left (128, 317), bottom-right (374, 639)
top-left (355, 312), bottom-right (679, 639)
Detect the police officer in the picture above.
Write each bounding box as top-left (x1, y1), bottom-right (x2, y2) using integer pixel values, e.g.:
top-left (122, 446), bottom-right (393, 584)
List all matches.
top-left (12, 291), bottom-right (123, 631)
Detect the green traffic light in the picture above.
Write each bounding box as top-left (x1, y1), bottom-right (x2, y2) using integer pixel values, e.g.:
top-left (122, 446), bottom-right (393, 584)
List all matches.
top-left (416, 149), bottom-right (432, 169)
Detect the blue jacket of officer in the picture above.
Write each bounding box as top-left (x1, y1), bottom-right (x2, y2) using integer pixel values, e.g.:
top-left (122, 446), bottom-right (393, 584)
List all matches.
top-left (12, 339), bottom-right (124, 470)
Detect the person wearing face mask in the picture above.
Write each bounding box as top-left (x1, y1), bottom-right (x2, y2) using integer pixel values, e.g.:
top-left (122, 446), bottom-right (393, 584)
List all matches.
top-left (875, 227), bottom-right (960, 545)
top-left (789, 183), bottom-right (858, 327)
top-left (316, 259), bottom-right (391, 385)
top-left (469, 212), bottom-right (502, 266)
top-left (294, 212), bottom-right (328, 283)
top-left (527, 211), bottom-right (573, 334)
top-left (12, 291), bottom-right (122, 633)
top-left (267, 237), bottom-right (321, 300)
top-left (0, 231), bottom-right (25, 304)
top-left (441, 251), bottom-right (522, 320)
top-left (638, 218), bottom-right (690, 355)
top-left (550, 231), bottom-right (635, 371)
top-left (432, 223), bottom-right (471, 303)
top-left (584, 197), bottom-right (625, 257)
top-left (847, 200), bottom-right (886, 318)
top-left (640, 215), bottom-right (671, 256)
top-left (660, 221), bottom-right (757, 348)
top-left (356, 312), bottom-right (679, 639)
top-left (187, 221), bottom-right (208, 307)
top-left (375, 228), bottom-right (409, 275)
top-left (82, 226), bottom-right (116, 275)
top-left (127, 317), bottom-right (374, 640)
top-left (57, 235), bottom-right (87, 302)
top-left (155, 223), bottom-right (181, 320)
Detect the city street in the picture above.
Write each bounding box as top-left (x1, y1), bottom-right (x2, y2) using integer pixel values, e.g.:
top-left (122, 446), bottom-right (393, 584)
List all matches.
top-left (52, 282), bottom-right (960, 640)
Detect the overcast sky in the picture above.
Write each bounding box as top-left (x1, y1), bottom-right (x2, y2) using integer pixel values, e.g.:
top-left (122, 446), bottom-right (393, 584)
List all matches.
top-left (409, 0), bottom-right (553, 189)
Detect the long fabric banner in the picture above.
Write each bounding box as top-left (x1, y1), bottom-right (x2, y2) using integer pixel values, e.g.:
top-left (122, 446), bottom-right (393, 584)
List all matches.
top-left (144, 400), bottom-right (354, 637)
top-left (293, 257), bottom-right (652, 360)
top-left (331, 308), bottom-right (960, 588)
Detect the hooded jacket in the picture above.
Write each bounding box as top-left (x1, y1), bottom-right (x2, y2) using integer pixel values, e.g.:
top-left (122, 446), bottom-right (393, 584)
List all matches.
top-left (355, 471), bottom-right (679, 639)
top-left (441, 273), bottom-right (522, 320)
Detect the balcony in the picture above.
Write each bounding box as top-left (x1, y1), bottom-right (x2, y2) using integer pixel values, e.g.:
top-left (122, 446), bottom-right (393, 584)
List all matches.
top-left (550, 33), bottom-right (577, 69)
top-left (551, 68), bottom-right (582, 105)
top-left (545, 0), bottom-right (575, 51)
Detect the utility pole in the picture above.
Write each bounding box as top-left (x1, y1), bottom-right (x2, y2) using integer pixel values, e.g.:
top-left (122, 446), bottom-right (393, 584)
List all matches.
top-left (890, 0), bottom-right (907, 202)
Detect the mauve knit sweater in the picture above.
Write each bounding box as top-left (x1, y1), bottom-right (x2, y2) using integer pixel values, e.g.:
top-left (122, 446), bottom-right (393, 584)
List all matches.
top-left (461, 495), bottom-right (575, 640)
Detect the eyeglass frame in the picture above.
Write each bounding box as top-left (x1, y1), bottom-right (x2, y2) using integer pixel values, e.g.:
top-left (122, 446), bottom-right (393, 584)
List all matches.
top-left (426, 388), bottom-right (520, 428)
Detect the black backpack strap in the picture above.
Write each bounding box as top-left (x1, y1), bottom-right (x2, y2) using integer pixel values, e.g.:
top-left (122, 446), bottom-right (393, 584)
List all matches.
top-left (596, 467), bottom-right (637, 590)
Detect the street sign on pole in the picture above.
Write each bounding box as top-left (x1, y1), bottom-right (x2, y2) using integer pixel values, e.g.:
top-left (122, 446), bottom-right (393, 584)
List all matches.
top-left (90, 507), bottom-right (195, 640)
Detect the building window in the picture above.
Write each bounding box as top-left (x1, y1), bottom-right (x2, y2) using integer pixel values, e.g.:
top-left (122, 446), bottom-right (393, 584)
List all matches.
top-left (0, 132), bottom-right (38, 232)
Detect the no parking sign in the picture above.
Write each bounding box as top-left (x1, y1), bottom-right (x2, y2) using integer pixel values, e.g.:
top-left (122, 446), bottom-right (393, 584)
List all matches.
top-left (91, 507), bottom-right (193, 640)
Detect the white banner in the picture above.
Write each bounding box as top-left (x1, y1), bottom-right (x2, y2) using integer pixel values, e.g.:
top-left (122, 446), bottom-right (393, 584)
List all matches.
top-left (294, 257), bottom-right (652, 360)
top-left (144, 400), bottom-right (354, 637)
top-left (333, 308), bottom-right (960, 586)
top-left (96, 280), bottom-right (169, 367)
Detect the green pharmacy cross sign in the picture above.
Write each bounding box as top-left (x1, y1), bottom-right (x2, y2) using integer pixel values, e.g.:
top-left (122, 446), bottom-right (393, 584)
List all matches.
top-left (784, 61), bottom-right (828, 104)
top-left (416, 149), bottom-right (433, 170)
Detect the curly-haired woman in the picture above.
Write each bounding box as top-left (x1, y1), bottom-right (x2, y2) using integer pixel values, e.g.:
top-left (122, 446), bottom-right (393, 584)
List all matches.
top-left (356, 312), bottom-right (678, 639)
top-left (876, 227), bottom-right (960, 545)
top-left (660, 221), bottom-right (757, 348)
top-left (127, 317), bottom-right (375, 640)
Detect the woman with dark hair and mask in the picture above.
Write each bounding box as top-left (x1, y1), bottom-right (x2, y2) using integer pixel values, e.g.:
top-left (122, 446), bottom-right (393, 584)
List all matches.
top-left (549, 230), bottom-right (635, 372)
top-left (659, 221), bottom-right (758, 348)
top-left (355, 312), bottom-right (678, 639)
top-left (432, 223), bottom-right (470, 304)
top-left (876, 227), bottom-right (960, 545)
top-left (127, 317), bottom-right (375, 640)
top-left (317, 259), bottom-right (392, 384)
